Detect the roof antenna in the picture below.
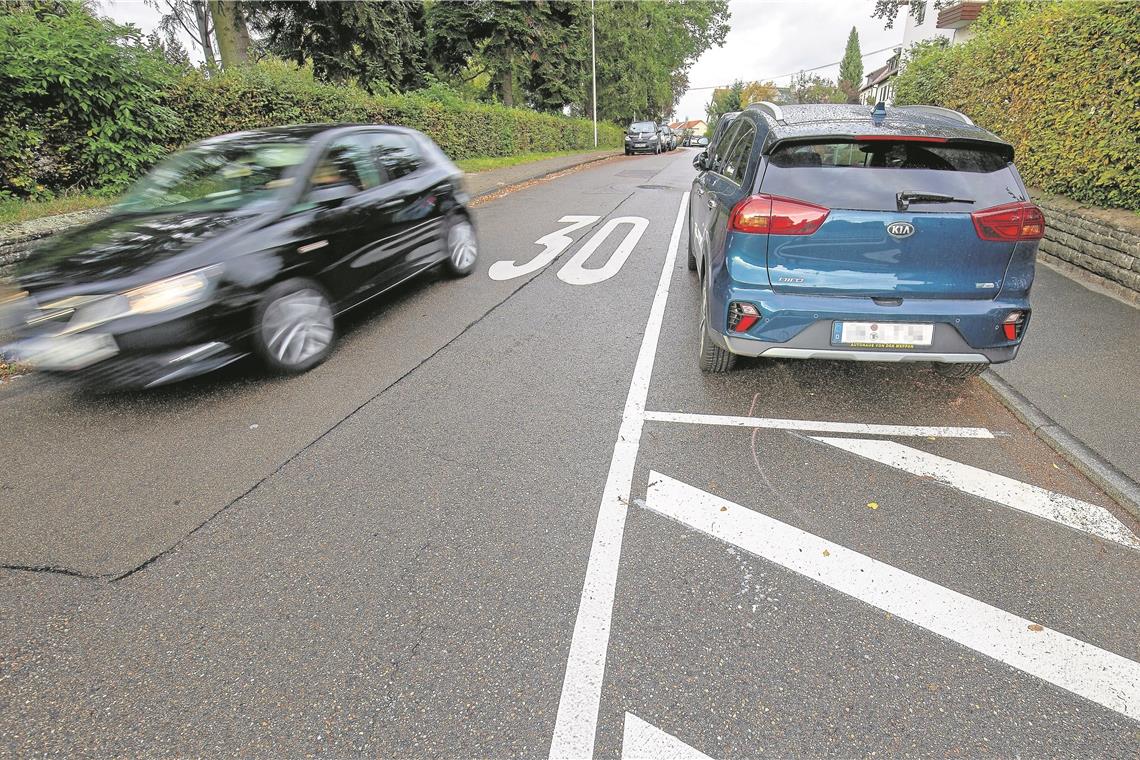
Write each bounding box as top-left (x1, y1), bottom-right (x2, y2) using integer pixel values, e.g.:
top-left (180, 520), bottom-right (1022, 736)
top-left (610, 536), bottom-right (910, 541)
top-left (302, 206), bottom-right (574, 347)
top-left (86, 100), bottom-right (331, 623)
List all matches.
top-left (871, 101), bottom-right (888, 124)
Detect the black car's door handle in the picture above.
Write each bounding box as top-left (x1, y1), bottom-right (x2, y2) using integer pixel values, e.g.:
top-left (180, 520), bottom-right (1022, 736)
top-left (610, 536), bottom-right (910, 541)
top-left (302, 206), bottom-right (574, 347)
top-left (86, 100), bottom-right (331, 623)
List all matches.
top-left (378, 199), bottom-right (404, 210)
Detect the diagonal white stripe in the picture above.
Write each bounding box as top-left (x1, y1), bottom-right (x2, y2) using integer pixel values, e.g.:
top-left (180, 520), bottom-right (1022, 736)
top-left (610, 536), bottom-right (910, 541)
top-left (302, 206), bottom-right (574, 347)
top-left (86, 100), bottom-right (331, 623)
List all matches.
top-left (812, 436), bottom-right (1140, 550)
top-left (643, 410), bottom-right (994, 439)
top-left (622, 713), bottom-right (713, 760)
top-left (643, 471), bottom-right (1140, 722)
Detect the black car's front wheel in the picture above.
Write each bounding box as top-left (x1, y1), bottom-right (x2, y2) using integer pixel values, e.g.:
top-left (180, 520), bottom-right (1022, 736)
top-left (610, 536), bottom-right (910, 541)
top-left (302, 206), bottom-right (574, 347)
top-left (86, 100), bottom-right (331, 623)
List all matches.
top-left (253, 279), bottom-right (336, 375)
top-left (444, 214), bottom-right (479, 277)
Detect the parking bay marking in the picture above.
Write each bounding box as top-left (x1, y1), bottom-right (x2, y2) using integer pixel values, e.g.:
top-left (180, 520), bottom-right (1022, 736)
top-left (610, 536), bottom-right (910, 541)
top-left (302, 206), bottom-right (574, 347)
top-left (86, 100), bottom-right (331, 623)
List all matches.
top-left (812, 436), bottom-right (1140, 550)
top-left (622, 713), bottom-right (712, 760)
top-left (643, 410), bottom-right (994, 439)
top-left (643, 471), bottom-right (1140, 723)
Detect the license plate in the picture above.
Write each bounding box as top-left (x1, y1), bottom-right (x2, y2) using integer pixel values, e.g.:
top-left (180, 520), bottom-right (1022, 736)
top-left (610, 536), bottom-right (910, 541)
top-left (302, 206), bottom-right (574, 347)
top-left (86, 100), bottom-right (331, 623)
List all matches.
top-left (832, 321), bottom-right (933, 348)
top-left (20, 333), bottom-right (118, 370)
top-left (634, 143), bottom-right (646, 148)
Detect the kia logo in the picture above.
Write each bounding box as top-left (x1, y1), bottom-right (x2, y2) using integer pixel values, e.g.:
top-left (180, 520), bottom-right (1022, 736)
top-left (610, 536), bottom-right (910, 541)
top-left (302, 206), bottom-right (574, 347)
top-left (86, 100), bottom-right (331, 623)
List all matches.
top-left (887, 221), bottom-right (915, 238)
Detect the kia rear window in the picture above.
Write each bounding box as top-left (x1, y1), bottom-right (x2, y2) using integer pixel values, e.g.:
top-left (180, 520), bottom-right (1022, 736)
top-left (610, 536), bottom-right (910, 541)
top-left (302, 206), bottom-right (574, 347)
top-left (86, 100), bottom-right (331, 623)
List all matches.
top-left (770, 140), bottom-right (1009, 173)
top-left (760, 138), bottom-right (1023, 213)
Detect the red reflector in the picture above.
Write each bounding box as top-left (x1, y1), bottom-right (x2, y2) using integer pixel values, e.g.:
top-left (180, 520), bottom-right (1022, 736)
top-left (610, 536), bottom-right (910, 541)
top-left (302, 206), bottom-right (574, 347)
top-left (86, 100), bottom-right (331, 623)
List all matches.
top-left (853, 135), bottom-right (949, 143)
top-left (1003, 323), bottom-right (1017, 340)
top-left (733, 314), bottom-right (759, 333)
top-left (729, 194), bottom-right (829, 236)
top-left (972, 202), bottom-right (1046, 241)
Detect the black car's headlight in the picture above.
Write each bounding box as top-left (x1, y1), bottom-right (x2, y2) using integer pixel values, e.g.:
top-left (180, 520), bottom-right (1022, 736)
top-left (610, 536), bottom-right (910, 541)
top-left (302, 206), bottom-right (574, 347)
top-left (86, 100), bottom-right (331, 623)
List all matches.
top-left (122, 265), bottom-right (220, 315)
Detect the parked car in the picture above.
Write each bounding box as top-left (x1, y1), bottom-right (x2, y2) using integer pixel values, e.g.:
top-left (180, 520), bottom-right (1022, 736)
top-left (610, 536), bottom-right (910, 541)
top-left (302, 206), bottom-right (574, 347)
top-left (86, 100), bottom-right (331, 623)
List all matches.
top-left (688, 103), bottom-right (1042, 377)
top-left (0, 124), bottom-right (478, 389)
top-left (624, 121), bottom-right (664, 155)
top-left (693, 136), bottom-right (709, 148)
top-left (660, 125), bottom-right (678, 151)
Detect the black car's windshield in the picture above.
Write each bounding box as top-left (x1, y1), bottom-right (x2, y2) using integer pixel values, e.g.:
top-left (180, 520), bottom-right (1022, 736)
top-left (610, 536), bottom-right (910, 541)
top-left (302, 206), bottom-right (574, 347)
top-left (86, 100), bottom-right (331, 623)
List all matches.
top-left (115, 139), bottom-right (311, 216)
top-left (630, 122), bottom-right (656, 132)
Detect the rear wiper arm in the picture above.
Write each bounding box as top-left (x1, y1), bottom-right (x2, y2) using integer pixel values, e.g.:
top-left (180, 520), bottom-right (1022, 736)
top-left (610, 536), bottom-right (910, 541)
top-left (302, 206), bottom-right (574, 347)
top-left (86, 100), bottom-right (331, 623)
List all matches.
top-left (896, 191), bottom-right (974, 211)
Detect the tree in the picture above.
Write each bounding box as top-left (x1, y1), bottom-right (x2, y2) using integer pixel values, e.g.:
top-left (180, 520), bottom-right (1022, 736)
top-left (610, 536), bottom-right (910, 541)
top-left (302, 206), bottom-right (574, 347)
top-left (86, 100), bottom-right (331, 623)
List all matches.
top-left (871, 1), bottom-right (948, 30)
top-left (740, 80), bottom-right (777, 107)
top-left (146, 28), bottom-right (191, 69)
top-left (789, 72), bottom-right (846, 104)
top-left (838, 26), bottom-right (862, 103)
top-left (208, 0), bottom-right (250, 68)
top-left (147, 0), bottom-right (216, 69)
top-left (254, 0), bottom-right (426, 92)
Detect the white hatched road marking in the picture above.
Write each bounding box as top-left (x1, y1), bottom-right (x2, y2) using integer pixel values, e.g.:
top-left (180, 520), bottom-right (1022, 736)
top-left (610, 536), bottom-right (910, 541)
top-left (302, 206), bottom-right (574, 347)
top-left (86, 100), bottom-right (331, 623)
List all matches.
top-left (549, 192), bottom-right (689, 759)
top-left (812, 436), bottom-right (1140, 550)
top-left (622, 713), bottom-right (713, 760)
top-left (643, 410), bottom-right (994, 439)
top-left (643, 471), bottom-right (1140, 723)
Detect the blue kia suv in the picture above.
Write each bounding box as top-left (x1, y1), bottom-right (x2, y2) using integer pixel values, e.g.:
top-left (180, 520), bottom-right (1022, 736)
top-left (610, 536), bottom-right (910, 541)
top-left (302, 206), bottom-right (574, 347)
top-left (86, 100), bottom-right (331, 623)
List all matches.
top-left (688, 102), bottom-right (1043, 377)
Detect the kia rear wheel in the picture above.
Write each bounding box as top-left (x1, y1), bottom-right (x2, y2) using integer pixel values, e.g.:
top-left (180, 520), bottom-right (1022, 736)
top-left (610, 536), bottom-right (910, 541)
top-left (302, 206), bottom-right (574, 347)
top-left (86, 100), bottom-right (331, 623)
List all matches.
top-left (698, 285), bottom-right (736, 373)
top-left (934, 362), bottom-right (988, 379)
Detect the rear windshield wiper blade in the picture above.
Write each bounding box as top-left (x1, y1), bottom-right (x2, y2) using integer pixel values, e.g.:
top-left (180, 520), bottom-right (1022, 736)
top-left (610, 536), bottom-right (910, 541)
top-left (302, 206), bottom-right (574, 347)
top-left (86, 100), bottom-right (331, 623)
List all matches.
top-left (896, 191), bottom-right (974, 211)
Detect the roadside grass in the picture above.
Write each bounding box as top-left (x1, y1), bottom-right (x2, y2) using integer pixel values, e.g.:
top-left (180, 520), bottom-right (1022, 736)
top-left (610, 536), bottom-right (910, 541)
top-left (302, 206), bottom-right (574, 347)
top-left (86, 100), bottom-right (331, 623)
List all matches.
top-left (455, 148), bottom-right (607, 174)
top-left (0, 361), bottom-right (31, 383)
top-left (0, 193), bottom-right (114, 227)
top-left (0, 149), bottom-right (610, 226)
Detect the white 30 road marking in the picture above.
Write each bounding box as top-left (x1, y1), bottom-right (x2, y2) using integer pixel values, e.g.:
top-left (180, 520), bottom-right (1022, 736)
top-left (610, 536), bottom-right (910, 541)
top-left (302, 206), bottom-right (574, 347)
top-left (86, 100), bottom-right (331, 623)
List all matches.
top-left (643, 410), bottom-right (994, 439)
top-left (812, 436), bottom-right (1140, 549)
top-left (558, 217), bottom-right (649, 286)
top-left (549, 193), bottom-right (689, 759)
top-left (643, 471), bottom-right (1140, 723)
top-left (622, 713), bottom-right (713, 760)
top-left (488, 215), bottom-right (598, 281)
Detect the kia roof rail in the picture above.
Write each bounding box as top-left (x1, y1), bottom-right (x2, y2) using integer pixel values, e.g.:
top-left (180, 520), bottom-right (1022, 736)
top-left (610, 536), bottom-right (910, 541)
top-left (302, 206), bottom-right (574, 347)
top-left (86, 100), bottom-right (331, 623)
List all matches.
top-left (895, 104), bottom-right (974, 126)
top-left (746, 101), bottom-right (785, 125)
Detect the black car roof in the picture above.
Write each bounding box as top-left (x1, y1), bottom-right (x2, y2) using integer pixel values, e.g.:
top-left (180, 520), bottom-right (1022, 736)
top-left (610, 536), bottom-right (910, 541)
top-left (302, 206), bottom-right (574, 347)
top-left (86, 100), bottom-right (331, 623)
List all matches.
top-left (199, 123), bottom-right (416, 145)
top-left (747, 103), bottom-right (1011, 153)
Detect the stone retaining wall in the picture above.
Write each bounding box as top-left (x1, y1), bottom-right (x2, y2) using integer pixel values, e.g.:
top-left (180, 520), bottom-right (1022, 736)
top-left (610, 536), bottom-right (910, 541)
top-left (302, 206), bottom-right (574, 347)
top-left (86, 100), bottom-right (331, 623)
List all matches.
top-left (0, 209), bottom-right (108, 272)
top-left (1032, 190), bottom-right (1140, 298)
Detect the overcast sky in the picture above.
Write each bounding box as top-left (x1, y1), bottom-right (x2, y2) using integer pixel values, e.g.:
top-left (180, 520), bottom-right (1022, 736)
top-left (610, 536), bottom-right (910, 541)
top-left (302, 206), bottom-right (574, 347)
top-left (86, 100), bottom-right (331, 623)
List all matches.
top-left (99, 0), bottom-right (905, 122)
top-left (673, 0), bottom-right (905, 121)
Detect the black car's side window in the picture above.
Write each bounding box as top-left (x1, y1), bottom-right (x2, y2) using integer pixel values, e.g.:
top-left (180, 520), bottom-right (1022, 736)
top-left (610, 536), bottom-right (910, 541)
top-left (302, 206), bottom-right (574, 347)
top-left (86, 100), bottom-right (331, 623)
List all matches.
top-left (372, 133), bottom-right (422, 181)
top-left (314, 135), bottom-right (382, 193)
top-left (721, 122), bottom-right (756, 185)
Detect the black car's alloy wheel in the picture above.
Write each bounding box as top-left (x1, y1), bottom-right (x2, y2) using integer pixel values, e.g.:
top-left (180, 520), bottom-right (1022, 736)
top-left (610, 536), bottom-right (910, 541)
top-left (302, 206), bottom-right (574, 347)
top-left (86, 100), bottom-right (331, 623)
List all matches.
top-left (254, 279), bottom-right (336, 375)
top-left (444, 215), bottom-right (479, 277)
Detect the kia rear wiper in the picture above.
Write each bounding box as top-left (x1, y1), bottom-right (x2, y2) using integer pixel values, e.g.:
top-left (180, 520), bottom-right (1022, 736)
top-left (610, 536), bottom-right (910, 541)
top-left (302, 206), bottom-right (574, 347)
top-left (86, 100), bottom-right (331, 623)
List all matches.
top-left (896, 191), bottom-right (974, 211)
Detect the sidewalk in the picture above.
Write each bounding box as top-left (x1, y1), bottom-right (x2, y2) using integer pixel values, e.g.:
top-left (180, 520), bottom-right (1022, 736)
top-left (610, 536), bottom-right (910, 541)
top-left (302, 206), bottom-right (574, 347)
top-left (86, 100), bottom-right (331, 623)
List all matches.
top-left (464, 149), bottom-right (619, 198)
top-left (989, 264), bottom-right (1140, 486)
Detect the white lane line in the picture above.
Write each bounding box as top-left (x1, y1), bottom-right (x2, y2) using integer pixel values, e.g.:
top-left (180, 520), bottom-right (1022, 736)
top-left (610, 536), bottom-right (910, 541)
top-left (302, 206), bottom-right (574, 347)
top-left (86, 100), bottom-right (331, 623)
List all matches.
top-left (644, 471), bottom-right (1140, 723)
top-left (812, 436), bottom-right (1140, 550)
top-left (549, 192), bottom-right (689, 760)
top-left (622, 713), bottom-right (713, 760)
top-left (643, 410), bottom-right (994, 439)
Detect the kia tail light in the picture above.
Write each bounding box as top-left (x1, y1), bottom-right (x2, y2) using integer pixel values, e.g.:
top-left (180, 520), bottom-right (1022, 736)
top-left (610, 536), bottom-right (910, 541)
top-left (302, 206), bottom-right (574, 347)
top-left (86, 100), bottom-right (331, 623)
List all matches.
top-left (971, 202), bottom-right (1045, 241)
top-left (729, 194), bottom-right (830, 236)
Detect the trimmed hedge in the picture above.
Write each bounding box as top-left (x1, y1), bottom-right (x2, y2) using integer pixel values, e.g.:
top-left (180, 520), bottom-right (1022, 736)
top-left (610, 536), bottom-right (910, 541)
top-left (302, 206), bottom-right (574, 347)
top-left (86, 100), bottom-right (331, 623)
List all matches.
top-left (169, 62), bottom-right (622, 161)
top-left (894, 1), bottom-right (1140, 212)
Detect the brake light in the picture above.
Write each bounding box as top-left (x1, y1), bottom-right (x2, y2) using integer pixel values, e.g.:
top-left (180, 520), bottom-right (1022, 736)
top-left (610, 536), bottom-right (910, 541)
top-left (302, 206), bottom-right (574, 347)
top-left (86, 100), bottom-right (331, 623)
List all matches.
top-left (729, 194), bottom-right (830, 236)
top-left (853, 135), bottom-right (949, 143)
top-left (972, 202), bottom-right (1045, 241)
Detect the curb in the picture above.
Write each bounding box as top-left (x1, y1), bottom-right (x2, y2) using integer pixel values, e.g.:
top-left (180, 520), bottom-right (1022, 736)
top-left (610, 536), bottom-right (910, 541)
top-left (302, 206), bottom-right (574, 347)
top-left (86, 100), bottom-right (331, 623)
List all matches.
top-left (469, 151), bottom-right (621, 201)
top-left (981, 370), bottom-right (1140, 521)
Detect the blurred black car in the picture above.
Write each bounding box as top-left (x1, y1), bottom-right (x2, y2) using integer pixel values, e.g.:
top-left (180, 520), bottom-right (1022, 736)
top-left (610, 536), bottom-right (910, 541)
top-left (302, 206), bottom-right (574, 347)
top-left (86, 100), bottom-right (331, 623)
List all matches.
top-left (0, 124), bottom-right (479, 389)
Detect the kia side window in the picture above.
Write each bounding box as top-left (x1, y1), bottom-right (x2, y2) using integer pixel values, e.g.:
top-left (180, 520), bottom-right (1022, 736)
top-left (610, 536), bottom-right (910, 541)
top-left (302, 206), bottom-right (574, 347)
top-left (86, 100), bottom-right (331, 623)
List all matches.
top-left (314, 135), bottom-right (381, 193)
top-left (720, 123), bottom-right (756, 184)
top-left (711, 121), bottom-right (743, 174)
top-left (372, 133), bottom-right (422, 181)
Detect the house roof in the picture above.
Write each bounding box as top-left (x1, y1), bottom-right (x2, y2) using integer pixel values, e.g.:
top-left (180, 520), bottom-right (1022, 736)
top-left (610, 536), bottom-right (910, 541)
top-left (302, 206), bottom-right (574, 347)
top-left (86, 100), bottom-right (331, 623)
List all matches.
top-left (671, 119), bottom-right (706, 130)
top-left (860, 60), bottom-right (898, 92)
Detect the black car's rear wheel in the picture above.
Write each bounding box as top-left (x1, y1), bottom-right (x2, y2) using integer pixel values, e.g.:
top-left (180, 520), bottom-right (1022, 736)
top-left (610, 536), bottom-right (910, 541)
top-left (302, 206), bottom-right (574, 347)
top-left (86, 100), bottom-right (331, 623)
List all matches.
top-left (698, 285), bottom-right (736, 373)
top-left (934, 362), bottom-right (988, 378)
top-left (443, 214), bottom-right (479, 277)
top-left (253, 279), bottom-right (335, 375)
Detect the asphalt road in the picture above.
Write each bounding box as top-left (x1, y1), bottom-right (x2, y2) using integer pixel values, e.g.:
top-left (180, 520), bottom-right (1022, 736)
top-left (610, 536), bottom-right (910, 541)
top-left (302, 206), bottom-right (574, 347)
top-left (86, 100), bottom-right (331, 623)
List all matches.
top-left (2, 150), bottom-right (1138, 758)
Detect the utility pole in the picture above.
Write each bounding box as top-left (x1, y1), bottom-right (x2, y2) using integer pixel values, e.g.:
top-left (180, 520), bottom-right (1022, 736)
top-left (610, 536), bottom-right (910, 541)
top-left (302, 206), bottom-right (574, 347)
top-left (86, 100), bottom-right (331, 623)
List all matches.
top-left (591, 0), bottom-right (598, 147)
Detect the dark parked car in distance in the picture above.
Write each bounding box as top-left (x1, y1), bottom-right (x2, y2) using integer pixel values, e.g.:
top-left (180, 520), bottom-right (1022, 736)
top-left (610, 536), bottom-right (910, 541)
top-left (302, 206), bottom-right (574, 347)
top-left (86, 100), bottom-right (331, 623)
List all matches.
top-left (624, 121), bottom-right (664, 155)
top-left (1, 124), bottom-right (479, 389)
top-left (661, 125), bottom-right (678, 151)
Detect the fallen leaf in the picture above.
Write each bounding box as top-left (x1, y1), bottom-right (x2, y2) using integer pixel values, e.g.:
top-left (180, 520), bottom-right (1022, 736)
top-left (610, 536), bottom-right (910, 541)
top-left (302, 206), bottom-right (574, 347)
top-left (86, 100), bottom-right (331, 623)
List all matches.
top-left (867, 501), bottom-right (879, 510)
top-left (1052, 463), bottom-right (1059, 469)
top-left (822, 549), bottom-right (831, 557)
top-left (1027, 623), bottom-right (1044, 632)
top-left (720, 506), bottom-right (727, 512)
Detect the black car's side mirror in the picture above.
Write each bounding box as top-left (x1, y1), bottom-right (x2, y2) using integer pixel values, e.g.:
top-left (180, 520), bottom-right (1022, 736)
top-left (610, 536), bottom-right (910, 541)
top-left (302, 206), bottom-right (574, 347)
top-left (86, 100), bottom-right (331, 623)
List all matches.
top-left (307, 183), bottom-right (357, 208)
top-left (693, 151), bottom-right (709, 171)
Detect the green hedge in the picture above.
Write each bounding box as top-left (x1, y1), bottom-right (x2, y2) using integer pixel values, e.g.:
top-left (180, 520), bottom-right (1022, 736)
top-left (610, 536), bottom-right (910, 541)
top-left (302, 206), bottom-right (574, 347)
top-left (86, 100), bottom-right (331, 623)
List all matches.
top-left (168, 62), bottom-right (622, 161)
top-left (894, 1), bottom-right (1140, 212)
